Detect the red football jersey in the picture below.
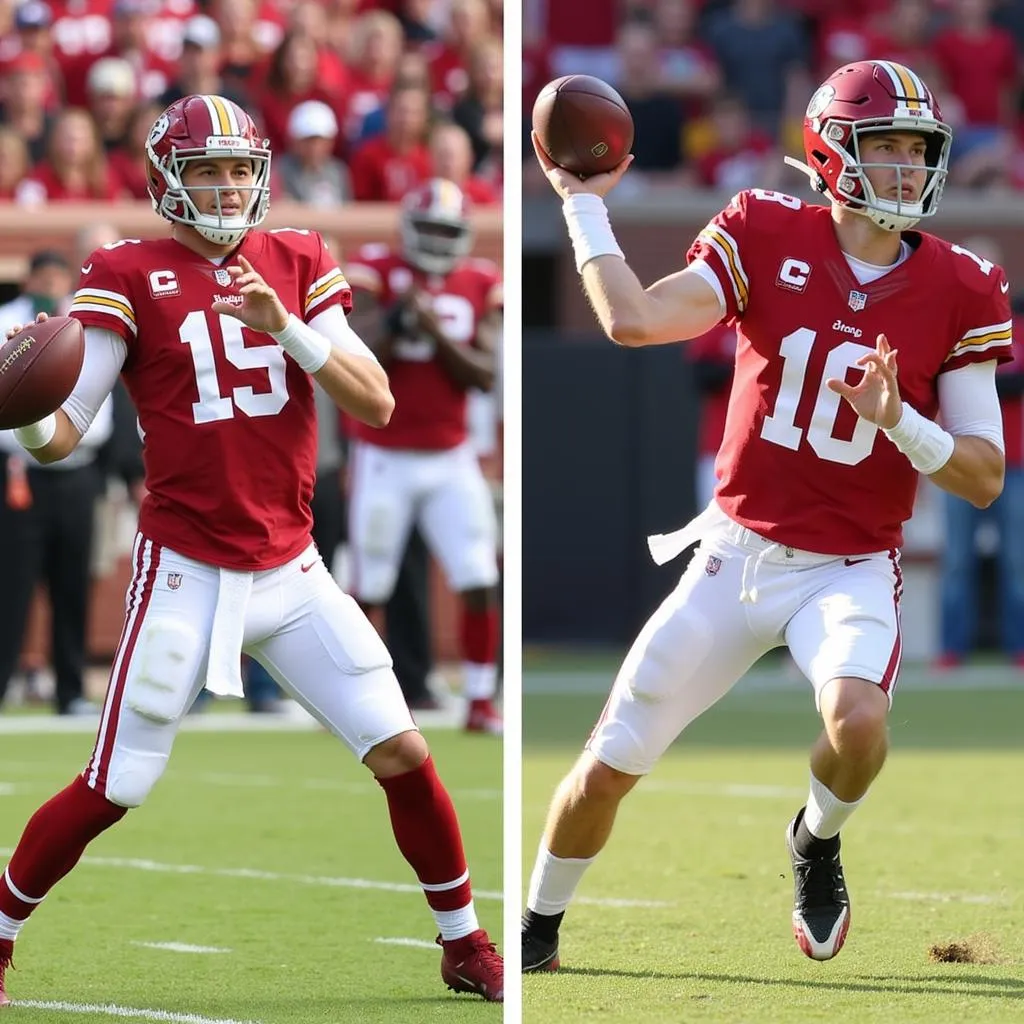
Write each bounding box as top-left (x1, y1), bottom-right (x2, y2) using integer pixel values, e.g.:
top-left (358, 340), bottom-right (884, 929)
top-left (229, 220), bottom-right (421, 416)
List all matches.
top-left (345, 246), bottom-right (502, 450)
top-left (689, 189), bottom-right (1013, 554)
top-left (69, 229), bottom-right (352, 570)
top-left (348, 136), bottom-right (432, 201)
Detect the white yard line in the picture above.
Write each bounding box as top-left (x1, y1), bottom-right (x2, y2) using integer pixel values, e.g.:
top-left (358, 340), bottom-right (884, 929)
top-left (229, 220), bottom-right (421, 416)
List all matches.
top-left (886, 890), bottom-right (1008, 905)
top-left (0, 784), bottom-right (16, 796)
top-left (0, 848), bottom-right (502, 902)
top-left (373, 937), bottom-right (438, 950)
top-left (12, 1002), bottom-right (257, 1024)
top-left (131, 942), bottom-right (233, 954)
top-left (639, 781), bottom-right (805, 799)
top-left (188, 772), bottom-right (500, 801)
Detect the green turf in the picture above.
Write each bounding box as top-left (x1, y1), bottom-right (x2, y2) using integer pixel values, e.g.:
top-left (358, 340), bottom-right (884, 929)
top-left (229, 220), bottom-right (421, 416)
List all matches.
top-left (0, 728), bottom-right (501, 1023)
top-left (523, 686), bottom-right (1024, 1023)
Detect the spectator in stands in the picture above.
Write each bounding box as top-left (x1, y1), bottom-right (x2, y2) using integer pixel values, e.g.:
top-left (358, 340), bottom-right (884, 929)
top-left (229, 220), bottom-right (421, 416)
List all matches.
top-left (349, 82), bottom-right (432, 201)
top-left (108, 100), bottom-right (162, 198)
top-left (287, 1), bottom-right (350, 96)
top-left (937, 237), bottom-right (1024, 668)
top-left (647, 0), bottom-right (721, 105)
top-left (0, 128), bottom-right (30, 199)
top-left (398, 0), bottom-right (442, 47)
top-left (258, 30), bottom-right (340, 153)
top-left (430, 120), bottom-right (499, 204)
top-left (868, 0), bottom-right (938, 83)
top-left (212, 0), bottom-right (268, 105)
top-left (610, 19), bottom-right (685, 174)
top-left (15, 108), bottom-right (120, 203)
top-left (704, 0), bottom-right (811, 141)
top-left (0, 250), bottom-right (113, 716)
top-left (695, 92), bottom-right (780, 191)
top-left (356, 48), bottom-right (432, 144)
top-left (451, 36), bottom-right (502, 179)
top-left (86, 57), bottom-right (136, 152)
top-left (0, 50), bottom-right (53, 163)
top-left (342, 9), bottom-right (405, 147)
top-left (933, 0), bottom-right (1018, 169)
top-left (426, 0), bottom-right (491, 108)
top-left (324, 0), bottom-right (363, 60)
top-left (6, 1), bottom-right (63, 112)
top-left (159, 16), bottom-right (246, 110)
top-left (277, 100), bottom-right (351, 206)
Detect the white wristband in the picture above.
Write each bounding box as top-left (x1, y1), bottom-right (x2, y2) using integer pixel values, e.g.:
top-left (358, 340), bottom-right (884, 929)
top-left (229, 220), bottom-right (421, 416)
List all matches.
top-left (272, 313), bottom-right (332, 374)
top-left (562, 193), bottom-right (625, 274)
top-left (14, 412), bottom-right (57, 450)
top-left (883, 402), bottom-right (955, 475)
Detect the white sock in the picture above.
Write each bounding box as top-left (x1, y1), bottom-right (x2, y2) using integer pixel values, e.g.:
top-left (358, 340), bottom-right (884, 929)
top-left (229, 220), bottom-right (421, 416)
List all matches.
top-left (0, 909), bottom-right (26, 941)
top-left (463, 662), bottom-right (497, 700)
top-left (433, 900), bottom-right (480, 941)
top-left (804, 773), bottom-right (862, 839)
top-left (526, 844), bottom-right (596, 916)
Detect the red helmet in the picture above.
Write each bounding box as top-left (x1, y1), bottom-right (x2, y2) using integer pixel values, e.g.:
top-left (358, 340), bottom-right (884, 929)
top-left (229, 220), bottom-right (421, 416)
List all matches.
top-left (400, 179), bottom-right (473, 274)
top-left (146, 94), bottom-right (271, 245)
top-left (791, 60), bottom-right (952, 232)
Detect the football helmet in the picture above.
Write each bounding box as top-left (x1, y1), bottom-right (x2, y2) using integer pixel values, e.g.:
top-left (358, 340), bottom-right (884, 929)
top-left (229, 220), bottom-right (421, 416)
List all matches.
top-left (400, 179), bottom-right (473, 275)
top-left (146, 94), bottom-right (271, 245)
top-left (786, 60), bottom-right (952, 232)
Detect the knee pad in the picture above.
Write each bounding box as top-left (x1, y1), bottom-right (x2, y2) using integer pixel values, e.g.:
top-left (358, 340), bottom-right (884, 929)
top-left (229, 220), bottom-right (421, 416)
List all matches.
top-left (104, 746), bottom-right (169, 808)
top-left (124, 618), bottom-right (204, 724)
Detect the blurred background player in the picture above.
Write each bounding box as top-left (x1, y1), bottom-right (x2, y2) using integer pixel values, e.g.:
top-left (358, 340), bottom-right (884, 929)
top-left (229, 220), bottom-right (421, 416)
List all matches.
top-left (346, 178), bottom-right (503, 733)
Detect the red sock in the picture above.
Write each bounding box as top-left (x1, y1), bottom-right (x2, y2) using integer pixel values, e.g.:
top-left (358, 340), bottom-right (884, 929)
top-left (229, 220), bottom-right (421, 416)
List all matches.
top-left (0, 776), bottom-right (126, 920)
top-left (460, 605), bottom-right (498, 665)
top-left (377, 756), bottom-right (472, 912)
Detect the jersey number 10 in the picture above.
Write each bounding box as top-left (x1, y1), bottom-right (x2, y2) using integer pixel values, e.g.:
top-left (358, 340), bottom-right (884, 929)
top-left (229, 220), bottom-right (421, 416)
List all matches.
top-left (761, 328), bottom-right (877, 465)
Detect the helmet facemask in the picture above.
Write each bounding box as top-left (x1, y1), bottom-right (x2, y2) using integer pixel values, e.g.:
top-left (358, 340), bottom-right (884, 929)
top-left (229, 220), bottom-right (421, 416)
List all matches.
top-left (147, 141), bottom-right (272, 246)
top-left (401, 214), bottom-right (473, 275)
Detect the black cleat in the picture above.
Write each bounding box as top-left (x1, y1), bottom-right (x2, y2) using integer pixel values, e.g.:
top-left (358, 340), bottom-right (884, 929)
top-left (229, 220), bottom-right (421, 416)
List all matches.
top-left (522, 929), bottom-right (560, 973)
top-left (786, 811), bottom-right (851, 961)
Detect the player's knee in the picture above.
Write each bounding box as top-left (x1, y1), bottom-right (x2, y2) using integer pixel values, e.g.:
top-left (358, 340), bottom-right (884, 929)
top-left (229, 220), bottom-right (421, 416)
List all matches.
top-left (104, 749), bottom-right (170, 808)
top-left (365, 729), bottom-right (428, 778)
top-left (569, 757), bottom-right (639, 806)
top-left (824, 688), bottom-right (889, 760)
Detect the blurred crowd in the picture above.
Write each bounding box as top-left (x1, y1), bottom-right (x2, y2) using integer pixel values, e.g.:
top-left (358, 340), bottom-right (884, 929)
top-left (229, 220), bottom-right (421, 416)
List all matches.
top-left (0, 0), bottom-right (504, 205)
top-left (523, 0), bottom-right (1024, 195)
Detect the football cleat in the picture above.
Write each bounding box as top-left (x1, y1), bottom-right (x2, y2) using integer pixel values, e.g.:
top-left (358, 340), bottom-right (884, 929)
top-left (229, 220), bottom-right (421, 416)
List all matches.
top-left (438, 929), bottom-right (503, 1002)
top-left (465, 698), bottom-right (503, 735)
top-left (0, 938), bottom-right (13, 1006)
top-left (522, 928), bottom-right (560, 973)
top-left (786, 812), bottom-right (851, 961)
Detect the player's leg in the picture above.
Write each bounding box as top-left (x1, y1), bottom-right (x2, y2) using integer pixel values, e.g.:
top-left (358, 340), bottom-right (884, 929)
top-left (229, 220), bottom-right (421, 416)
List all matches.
top-left (247, 554), bottom-right (502, 1001)
top-left (783, 553), bottom-right (902, 961)
top-left (346, 441), bottom-right (416, 617)
top-left (0, 537), bottom-right (214, 1000)
top-left (418, 445), bottom-right (501, 732)
top-left (523, 547), bottom-right (773, 971)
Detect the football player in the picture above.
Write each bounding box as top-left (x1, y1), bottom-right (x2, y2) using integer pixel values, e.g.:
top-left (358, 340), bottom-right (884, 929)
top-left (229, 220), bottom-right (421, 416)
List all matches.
top-left (0, 95), bottom-right (502, 1004)
top-left (345, 179), bottom-right (503, 735)
top-left (523, 60), bottom-right (1010, 971)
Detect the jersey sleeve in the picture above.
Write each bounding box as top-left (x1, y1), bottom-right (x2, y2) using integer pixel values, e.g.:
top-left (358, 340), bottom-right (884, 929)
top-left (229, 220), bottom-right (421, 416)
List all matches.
top-left (685, 190), bottom-right (752, 323)
top-left (343, 244), bottom-right (390, 298)
top-left (943, 262), bottom-right (1014, 373)
top-left (304, 232), bottom-right (353, 321)
top-left (68, 248), bottom-right (137, 343)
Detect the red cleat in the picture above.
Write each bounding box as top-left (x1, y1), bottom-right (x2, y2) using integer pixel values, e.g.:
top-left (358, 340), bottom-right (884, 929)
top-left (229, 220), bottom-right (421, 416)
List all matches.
top-left (465, 698), bottom-right (503, 734)
top-left (0, 938), bottom-right (13, 1007)
top-left (438, 929), bottom-right (503, 1002)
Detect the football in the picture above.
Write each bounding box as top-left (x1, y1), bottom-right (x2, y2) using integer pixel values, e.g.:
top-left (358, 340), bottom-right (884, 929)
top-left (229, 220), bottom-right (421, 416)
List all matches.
top-left (0, 315), bottom-right (85, 430)
top-left (532, 75), bottom-right (634, 177)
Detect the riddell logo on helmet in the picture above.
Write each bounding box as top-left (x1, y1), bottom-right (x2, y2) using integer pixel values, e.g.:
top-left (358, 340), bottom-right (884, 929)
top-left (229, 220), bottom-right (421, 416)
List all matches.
top-left (206, 135), bottom-right (246, 148)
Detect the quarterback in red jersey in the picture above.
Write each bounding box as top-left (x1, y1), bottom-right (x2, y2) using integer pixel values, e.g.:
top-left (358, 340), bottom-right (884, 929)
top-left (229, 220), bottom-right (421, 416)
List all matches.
top-left (523, 60), bottom-right (1010, 972)
top-left (0, 95), bottom-right (502, 1007)
top-left (345, 178), bottom-right (503, 734)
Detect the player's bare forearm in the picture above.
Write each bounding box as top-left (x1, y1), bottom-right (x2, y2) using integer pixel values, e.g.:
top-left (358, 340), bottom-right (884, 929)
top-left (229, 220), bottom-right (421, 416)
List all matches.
top-left (581, 259), bottom-right (723, 347)
top-left (23, 410), bottom-right (83, 465)
top-left (928, 435), bottom-right (1004, 508)
top-left (433, 336), bottom-right (495, 390)
top-left (313, 348), bottom-right (395, 428)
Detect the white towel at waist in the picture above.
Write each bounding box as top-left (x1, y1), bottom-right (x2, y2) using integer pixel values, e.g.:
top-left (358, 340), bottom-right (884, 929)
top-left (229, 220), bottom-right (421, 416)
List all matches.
top-left (646, 500), bottom-right (723, 566)
top-left (205, 568), bottom-right (253, 697)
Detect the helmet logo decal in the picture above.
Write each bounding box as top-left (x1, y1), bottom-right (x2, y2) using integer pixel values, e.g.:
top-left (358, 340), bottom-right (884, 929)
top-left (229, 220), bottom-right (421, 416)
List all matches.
top-left (806, 85), bottom-right (835, 119)
top-left (148, 113), bottom-right (171, 147)
top-left (826, 123), bottom-right (845, 142)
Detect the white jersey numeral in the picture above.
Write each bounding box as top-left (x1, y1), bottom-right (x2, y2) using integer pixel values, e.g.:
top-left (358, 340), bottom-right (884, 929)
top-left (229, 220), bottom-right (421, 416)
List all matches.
top-left (180, 311), bottom-right (289, 424)
top-left (951, 243), bottom-right (994, 277)
top-left (760, 328), bottom-right (877, 466)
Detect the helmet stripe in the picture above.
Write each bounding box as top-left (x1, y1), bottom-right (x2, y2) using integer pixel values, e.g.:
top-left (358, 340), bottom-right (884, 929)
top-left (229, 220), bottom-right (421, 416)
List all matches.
top-left (875, 60), bottom-right (923, 109)
top-left (208, 95), bottom-right (233, 135)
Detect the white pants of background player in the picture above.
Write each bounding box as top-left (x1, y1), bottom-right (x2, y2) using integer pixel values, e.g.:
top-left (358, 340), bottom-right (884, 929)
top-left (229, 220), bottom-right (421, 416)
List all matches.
top-left (589, 503), bottom-right (902, 774)
top-left (87, 534), bottom-right (415, 807)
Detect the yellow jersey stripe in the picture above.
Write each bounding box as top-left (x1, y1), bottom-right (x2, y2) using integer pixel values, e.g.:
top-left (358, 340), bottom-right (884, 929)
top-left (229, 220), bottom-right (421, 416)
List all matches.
top-left (71, 294), bottom-right (136, 323)
top-left (304, 272), bottom-right (348, 307)
top-left (699, 227), bottom-right (749, 309)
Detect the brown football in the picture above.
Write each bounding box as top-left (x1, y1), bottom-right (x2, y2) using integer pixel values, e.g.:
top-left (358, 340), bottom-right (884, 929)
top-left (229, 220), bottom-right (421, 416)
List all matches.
top-left (532, 75), bottom-right (635, 177)
top-left (0, 316), bottom-right (85, 429)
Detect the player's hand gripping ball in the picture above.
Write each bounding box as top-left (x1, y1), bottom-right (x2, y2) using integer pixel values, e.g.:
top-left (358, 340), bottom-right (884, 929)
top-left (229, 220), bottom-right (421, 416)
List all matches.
top-left (532, 75), bottom-right (635, 177)
top-left (0, 313), bottom-right (85, 429)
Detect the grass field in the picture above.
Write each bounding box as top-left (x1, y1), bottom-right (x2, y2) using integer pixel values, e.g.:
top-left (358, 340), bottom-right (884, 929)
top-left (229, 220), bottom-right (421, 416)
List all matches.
top-left (0, 724), bottom-right (502, 1023)
top-left (523, 670), bottom-right (1024, 1024)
